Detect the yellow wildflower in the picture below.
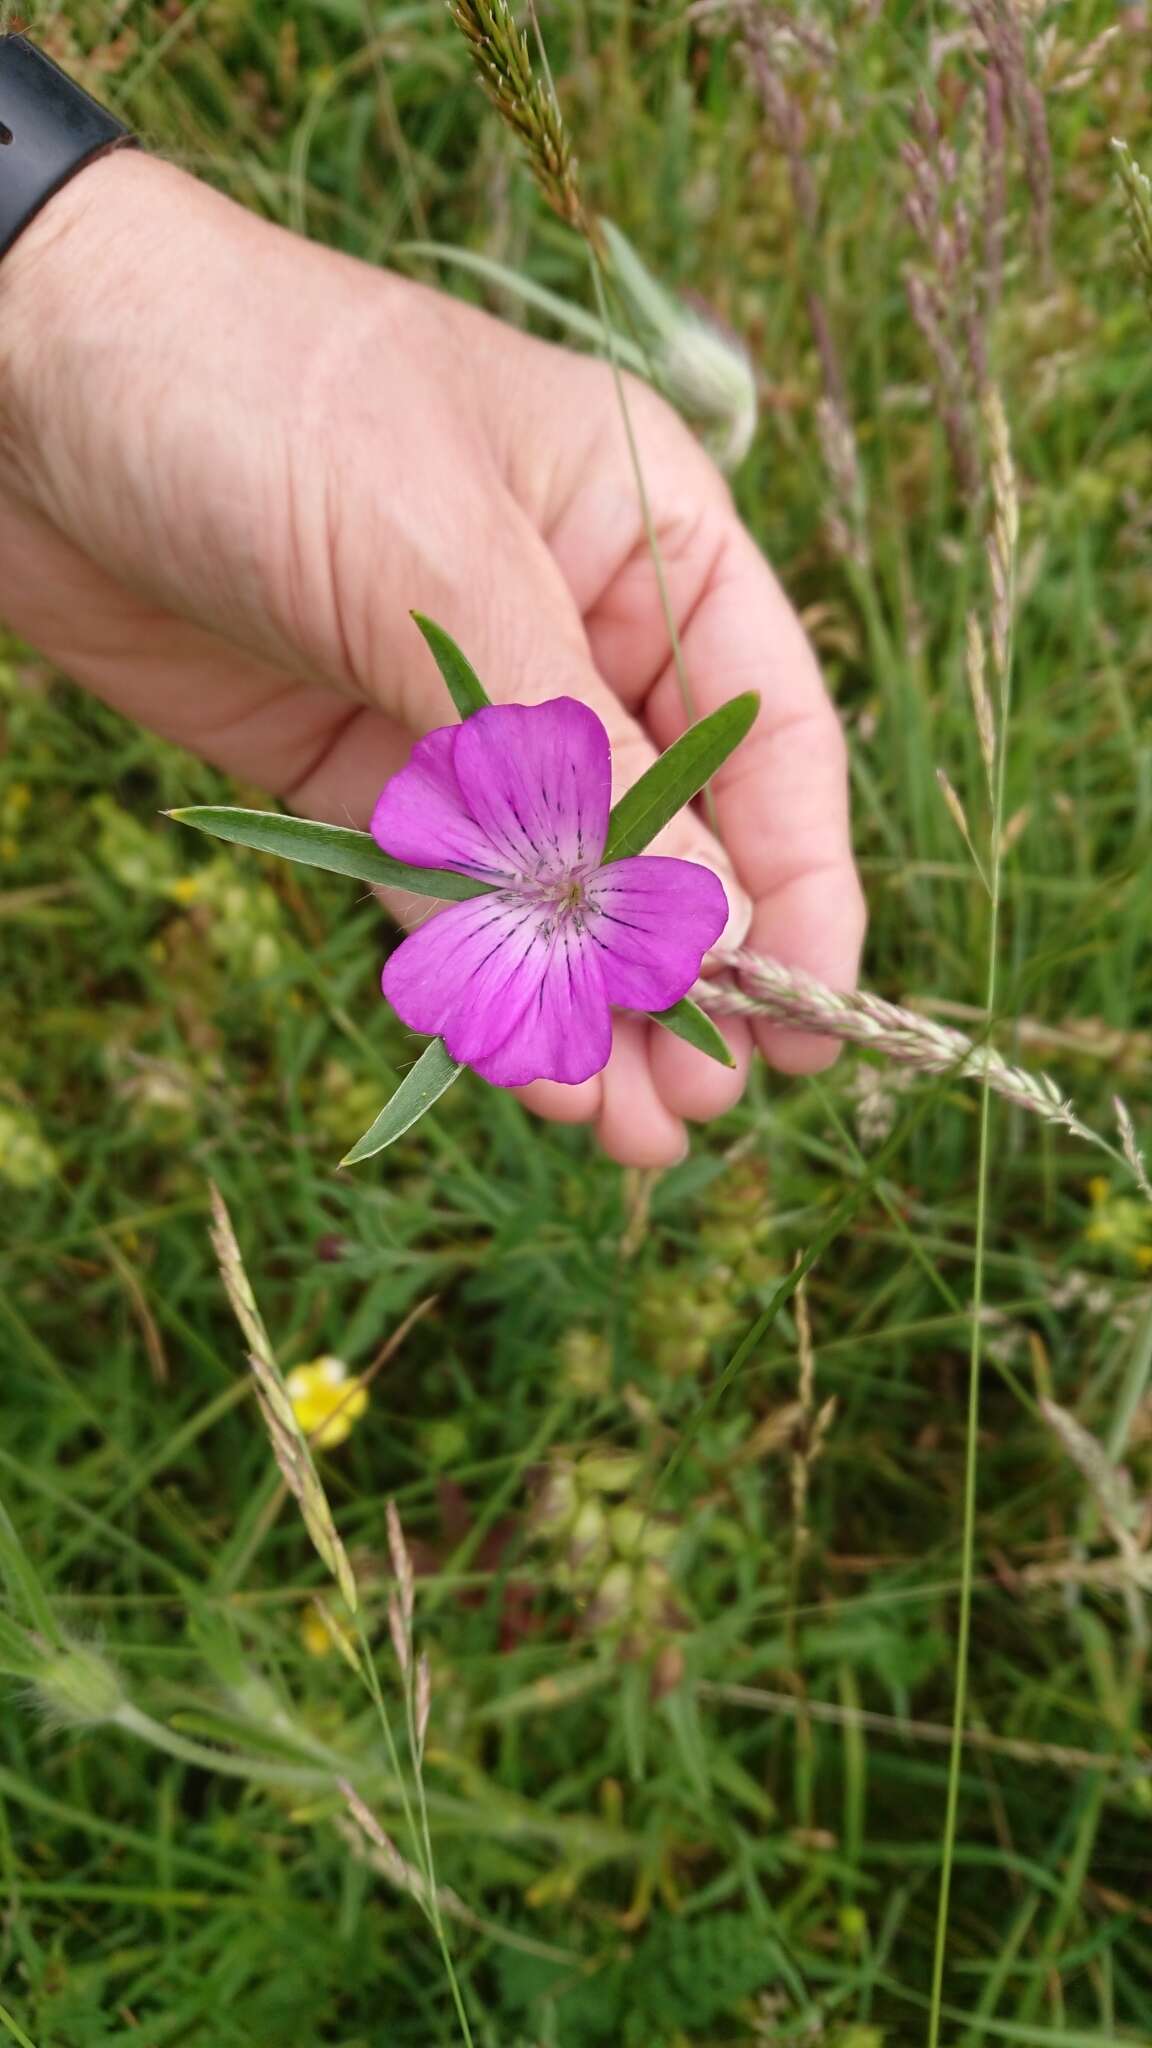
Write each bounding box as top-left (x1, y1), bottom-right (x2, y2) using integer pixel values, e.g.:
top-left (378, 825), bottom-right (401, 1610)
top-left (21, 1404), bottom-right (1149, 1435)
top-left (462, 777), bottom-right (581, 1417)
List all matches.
top-left (285, 1355), bottom-right (369, 1449)
top-left (1084, 1177), bottom-right (1152, 1271)
top-left (299, 1600), bottom-right (355, 1660)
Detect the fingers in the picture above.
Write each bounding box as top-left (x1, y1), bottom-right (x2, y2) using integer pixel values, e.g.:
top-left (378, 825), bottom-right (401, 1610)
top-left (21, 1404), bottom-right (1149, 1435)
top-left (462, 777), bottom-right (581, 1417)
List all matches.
top-left (648, 1012), bottom-right (753, 1119)
top-left (644, 522), bottom-right (866, 1070)
top-left (514, 1074), bottom-right (602, 1126)
top-left (502, 353), bottom-right (862, 1052)
top-left (558, 423), bottom-right (865, 1069)
top-left (595, 1018), bottom-right (688, 1168)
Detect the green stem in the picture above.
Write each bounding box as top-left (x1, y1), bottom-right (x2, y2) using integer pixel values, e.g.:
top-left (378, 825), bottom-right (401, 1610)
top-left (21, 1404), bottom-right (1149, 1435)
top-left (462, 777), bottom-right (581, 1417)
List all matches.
top-left (354, 1616), bottom-right (476, 2048)
top-left (926, 527), bottom-right (1016, 2048)
top-left (0, 2002), bottom-right (38, 2048)
top-left (113, 1703), bottom-right (335, 1788)
top-left (525, 0), bottom-right (720, 837)
top-left (584, 246), bottom-right (721, 839)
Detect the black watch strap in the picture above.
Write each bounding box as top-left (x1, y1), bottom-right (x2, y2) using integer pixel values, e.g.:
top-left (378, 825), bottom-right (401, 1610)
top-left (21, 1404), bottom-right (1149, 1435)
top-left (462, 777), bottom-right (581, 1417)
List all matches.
top-left (0, 34), bottom-right (138, 262)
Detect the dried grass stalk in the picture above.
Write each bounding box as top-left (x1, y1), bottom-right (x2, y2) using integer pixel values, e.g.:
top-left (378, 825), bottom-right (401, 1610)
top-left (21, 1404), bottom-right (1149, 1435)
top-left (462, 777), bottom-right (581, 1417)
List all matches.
top-left (208, 1184), bottom-right (358, 1611)
top-left (1112, 139), bottom-right (1152, 316)
top-left (699, 952), bottom-right (1147, 1192)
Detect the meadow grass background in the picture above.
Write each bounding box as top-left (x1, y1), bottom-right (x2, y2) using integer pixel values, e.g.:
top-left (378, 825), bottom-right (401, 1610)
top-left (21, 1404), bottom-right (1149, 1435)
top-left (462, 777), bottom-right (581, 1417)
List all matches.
top-left (2, 1), bottom-right (1151, 2041)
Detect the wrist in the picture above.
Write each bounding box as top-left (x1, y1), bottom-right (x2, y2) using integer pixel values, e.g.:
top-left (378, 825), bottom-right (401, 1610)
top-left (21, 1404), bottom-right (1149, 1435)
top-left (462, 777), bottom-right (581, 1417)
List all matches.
top-left (0, 149), bottom-right (174, 502)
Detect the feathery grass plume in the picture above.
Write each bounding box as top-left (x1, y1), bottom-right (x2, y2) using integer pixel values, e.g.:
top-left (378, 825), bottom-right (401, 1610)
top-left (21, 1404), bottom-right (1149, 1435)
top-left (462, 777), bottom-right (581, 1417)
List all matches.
top-left (1039, 1400), bottom-right (1141, 1554)
top-left (1112, 140), bottom-right (1152, 317)
top-left (700, 950), bottom-right (1148, 1190)
top-left (982, 385), bottom-right (1018, 681)
top-left (969, 0), bottom-right (1052, 272)
top-left (1039, 1397), bottom-right (1149, 1647)
top-left (815, 395), bottom-right (869, 568)
top-left (336, 1801), bottom-right (577, 1962)
top-left (901, 87), bottom-right (988, 495)
top-left (1115, 1098), bottom-right (1152, 1206)
top-left (448, 0), bottom-right (586, 232)
top-left (966, 615), bottom-right (996, 794)
top-left (336, 1799), bottom-right (471, 1917)
top-left (732, 2), bottom-right (849, 420)
top-left (208, 1184), bottom-right (358, 1612)
top-left (935, 766), bottom-right (989, 890)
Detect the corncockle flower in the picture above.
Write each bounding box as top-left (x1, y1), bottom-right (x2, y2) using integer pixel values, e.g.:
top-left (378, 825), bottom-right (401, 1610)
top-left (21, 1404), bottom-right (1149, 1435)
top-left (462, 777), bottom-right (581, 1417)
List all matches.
top-left (371, 698), bottom-right (728, 1087)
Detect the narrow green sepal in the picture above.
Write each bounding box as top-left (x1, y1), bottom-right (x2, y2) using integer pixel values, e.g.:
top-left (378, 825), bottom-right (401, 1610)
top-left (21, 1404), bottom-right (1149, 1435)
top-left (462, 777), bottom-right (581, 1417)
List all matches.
top-left (340, 1039), bottom-right (464, 1165)
top-left (411, 612), bottom-right (492, 718)
top-left (649, 995), bottom-right (735, 1067)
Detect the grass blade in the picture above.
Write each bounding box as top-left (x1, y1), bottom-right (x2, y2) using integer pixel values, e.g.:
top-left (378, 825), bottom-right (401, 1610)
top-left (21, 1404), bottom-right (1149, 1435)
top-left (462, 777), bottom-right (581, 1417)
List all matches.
top-left (167, 808), bottom-right (490, 902)
top-left (602, 693), bottom-right (759, 860)
top-left (340, 1040), bottom-right (465, 1165)
top-left (649, 995), bottom-right (734, 1067)
top-left (411, 612), bottom-right (492, 718)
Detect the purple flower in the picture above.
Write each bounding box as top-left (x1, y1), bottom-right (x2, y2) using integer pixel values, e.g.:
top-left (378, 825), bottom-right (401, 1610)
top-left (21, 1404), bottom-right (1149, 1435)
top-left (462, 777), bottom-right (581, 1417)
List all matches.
top-left (371, 699), bottom-right (728, 1087)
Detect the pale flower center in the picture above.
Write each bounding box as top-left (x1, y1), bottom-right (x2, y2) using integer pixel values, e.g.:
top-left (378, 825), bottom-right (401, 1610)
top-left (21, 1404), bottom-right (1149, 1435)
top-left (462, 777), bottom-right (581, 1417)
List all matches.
top-left (507, 862), bottom-right (595, 927)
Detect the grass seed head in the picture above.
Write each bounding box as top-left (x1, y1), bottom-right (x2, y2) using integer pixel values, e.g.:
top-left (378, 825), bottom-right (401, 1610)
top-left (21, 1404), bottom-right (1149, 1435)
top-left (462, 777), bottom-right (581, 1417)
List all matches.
top-left (209, 1184), bottom-right (359, 1612)
top-left (449, 0), bottom-right (586, 230)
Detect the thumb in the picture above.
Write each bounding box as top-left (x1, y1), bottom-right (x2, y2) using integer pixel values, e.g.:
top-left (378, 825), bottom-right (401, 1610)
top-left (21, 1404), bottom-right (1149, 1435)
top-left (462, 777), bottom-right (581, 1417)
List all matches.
top-left (403, 513), bottom-right (752, 948)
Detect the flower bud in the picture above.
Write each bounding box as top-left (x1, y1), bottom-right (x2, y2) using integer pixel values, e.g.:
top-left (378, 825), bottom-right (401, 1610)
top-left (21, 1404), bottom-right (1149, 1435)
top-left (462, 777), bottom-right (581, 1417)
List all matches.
top-left (532, 1460), bottom-right (578, 1536)
top-left (608, 1504), bottom-right (647, 1558)
top-left (566, 1498), bottom-right (609, 1573)
top-left (577, 1449), bottom-right (643, 1496)
top-left (601, 219), bottom-right (757, 472)
top-left (558, 1327), bottom-right (612, 1398)
top-left (583, 1562), bottom-right (635, 1630)
top-left (35, 1643), bottom-right (123, 1728)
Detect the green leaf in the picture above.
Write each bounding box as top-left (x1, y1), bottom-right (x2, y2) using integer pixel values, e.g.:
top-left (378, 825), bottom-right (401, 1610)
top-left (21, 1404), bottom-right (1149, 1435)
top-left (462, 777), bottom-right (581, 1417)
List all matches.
top-left (0, 1495), bottom-right (62, 1645)
top-left (0, 1612), bottom-right (41, 1678)
top-left (649, 996), bottom-right (735, 1067)
top-left (340, 1039), bottom-right (464, 1165)
top-left (166, 808), bottom-right (491, 902)
top-left (411, 612), bottom-right (492, 718)
top-left (602, 692), bottom-right (759, 860)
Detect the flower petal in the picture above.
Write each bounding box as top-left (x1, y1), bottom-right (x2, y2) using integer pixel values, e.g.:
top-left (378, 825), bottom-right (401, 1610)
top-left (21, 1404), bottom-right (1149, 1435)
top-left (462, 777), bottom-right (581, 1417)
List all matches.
top-left (382, 892), bottom-right (612, 1085)
top-left (452, 699), bottom-right (612, 879)
top-left (371, 726), bottom-right (510, 880)
top-left (383, 893), bottom-right (540, 1057)
top-left (586, 855), bottom-right (729, 1011)
top-left (471, 925), bottom-right (612, 1088)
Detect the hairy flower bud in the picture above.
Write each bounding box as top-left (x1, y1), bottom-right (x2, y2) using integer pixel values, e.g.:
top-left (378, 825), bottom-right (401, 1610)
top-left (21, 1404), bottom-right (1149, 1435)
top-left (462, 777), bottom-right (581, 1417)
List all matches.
top-left (34, 1643), bottom-right (124, 1728)
top-left (601, 219), bottom-right (757, 472)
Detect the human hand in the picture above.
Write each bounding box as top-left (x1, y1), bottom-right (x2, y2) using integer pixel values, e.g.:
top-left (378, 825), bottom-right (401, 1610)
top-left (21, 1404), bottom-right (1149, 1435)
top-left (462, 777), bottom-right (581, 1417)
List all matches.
top-left (0, 152), bottom-right (864, 1167)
